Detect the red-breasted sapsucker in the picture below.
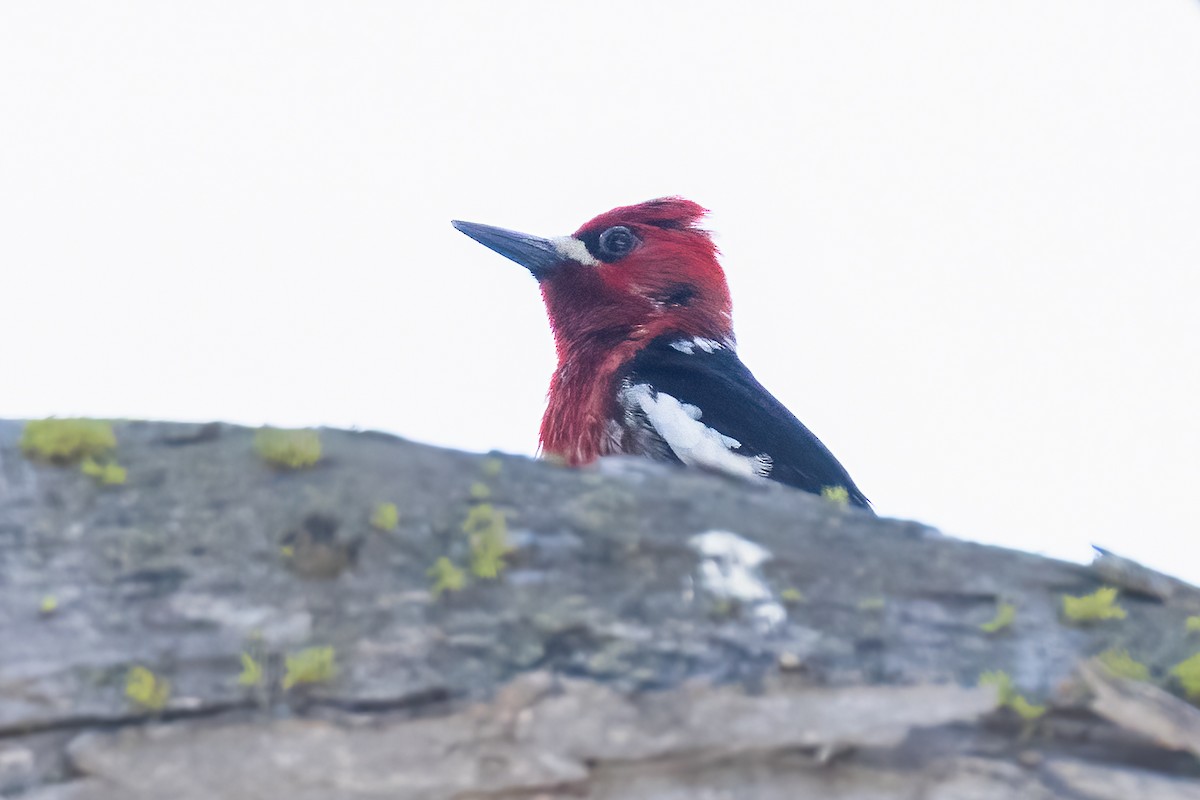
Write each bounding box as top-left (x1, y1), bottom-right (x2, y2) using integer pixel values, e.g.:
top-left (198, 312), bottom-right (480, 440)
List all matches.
top-left (453, 198), bottom-right (871, 511)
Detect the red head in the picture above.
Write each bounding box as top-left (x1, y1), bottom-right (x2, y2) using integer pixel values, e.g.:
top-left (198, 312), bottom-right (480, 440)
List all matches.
top-left (454, 197), bottom-right (733, 358)
top-left (453, 198), bottom-right (734, 462)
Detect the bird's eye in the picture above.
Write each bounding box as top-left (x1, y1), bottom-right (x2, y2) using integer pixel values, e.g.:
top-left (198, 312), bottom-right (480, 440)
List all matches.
top-left (597, 226), bottom-right (638, 259)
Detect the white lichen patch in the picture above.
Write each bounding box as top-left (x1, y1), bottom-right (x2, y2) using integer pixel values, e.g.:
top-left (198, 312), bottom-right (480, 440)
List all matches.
top-left (167, 594), bottom-right (312, 645)
top-left (689, 530), bottom-right (787, 631)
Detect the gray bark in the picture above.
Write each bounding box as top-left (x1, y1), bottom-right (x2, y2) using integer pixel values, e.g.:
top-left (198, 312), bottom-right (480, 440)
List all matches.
top-left (1, 420), bottom-right (1198, 798)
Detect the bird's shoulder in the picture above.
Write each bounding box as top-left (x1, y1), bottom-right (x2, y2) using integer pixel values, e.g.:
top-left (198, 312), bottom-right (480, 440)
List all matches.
top-left (613, 334), bottom-right (871, 509)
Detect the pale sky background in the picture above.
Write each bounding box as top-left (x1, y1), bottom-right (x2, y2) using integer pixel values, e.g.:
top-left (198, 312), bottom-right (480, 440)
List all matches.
top-left (2, 2), bottom-right (1198, 582)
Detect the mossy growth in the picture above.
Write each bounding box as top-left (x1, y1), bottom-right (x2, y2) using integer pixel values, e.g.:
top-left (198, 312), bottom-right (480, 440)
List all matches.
top-left (979, 670), bottom-right (1045, 720)
top-left (1170, 652), bottom-right (1200, 700)
top-left (39, 595), bottom-right (58, 615)
top-left (463, 503), bottom-right (512, 579)
top-left (708, 597), bottom-right (738, 620)
top-left (1008, 694), bottom-right (1047, 721)
top-left (370, 502), bottom-right (399, 532)
top-left (1187, 616), bottom-right (1200, 634)
top-left (1062, 587), bottom-right (1126, 624)
top-left (237, 653), bottom-right (264, 687)
top-left (1097, 648), bottom-right (1150, 681)
top-left (821, 485), bottom-right (849, 507)
top-left (482, 457), bottom-right (503, 478)
top-left (125, 666), bottom-right (170, 711)
top-left (427, 557), bottom-right (466, 597)
top-left (781, 588), bottom-right (805, 605)
top-left (253, 427), bottom-right (321, 469)
top-left (282, 646), bottom-right (336, 690)
top-left (20, 418), bottom-right (116, 464)
top-left (980, 602), bottom-right (1016, 634)
top-left (469, 481), bottom-right (491, 501)
top-left (81, 457), bottom-right (127, 485)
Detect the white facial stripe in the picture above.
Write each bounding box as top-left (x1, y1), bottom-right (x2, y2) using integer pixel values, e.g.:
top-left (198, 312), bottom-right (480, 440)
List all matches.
top-left (550, 236), bottom-right (600, 266)
top-left (623, 383), bottom-right (772, 479)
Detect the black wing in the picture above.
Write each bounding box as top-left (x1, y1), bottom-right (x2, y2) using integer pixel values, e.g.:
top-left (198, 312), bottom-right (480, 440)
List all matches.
top-left (621, 336), bottom-right (872, 510)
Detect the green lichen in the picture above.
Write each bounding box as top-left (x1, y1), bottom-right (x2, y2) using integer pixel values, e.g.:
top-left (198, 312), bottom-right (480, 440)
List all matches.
top-left (1097, 649), bottom-right (1150, 681)
top-left (781, 588), bottom-right (805, 605)
top-left (482, 458), bottom-right (503, 477)
top-left (253, 427), bottom-right (321, 469)
top-left (980, 602), bottom-right (1016, 634)
top-left (237, 653), bottom-right (264, 687)
top-left (709, 597), bottom-right (737, 620)
top-left (1009, 694), bottom-right (1048, 721)
top-left (125, 666), bottom-right (170, 711)
top-left (857, 596), bottom-right (886, 612)
top-left (1170, 652), bottom-right (1200, 700)
top-left (1062, 587), bottom-right (1126, 624)
top-left (463, 503), bottom-right (511, 579)
top-left (427, 557), bottom-right (466, 597)
top-left (370, 502), bottom-right (399, 532)
top-left (978, 670), bottom-right (1014, 698)
top-left (821, 485), bottom-right (849, 507)
top-left (39, 595), bottom-right (58, 615)
top-left (979, 670), bottom-right (1045, 720)
top-left (1186, 616), bottom-right (1200, 634)
top-left (282, 646), bottom-right (336, 690)
top-left (469, 482), bottom-right (491, 500)
top-left (20, 418), bottom-right (116, 464)
top-left (81, 457), bottom-right (127, 485)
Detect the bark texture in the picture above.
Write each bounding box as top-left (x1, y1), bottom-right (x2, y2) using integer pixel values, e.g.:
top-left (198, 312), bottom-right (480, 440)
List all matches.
top-left (1, 420), bottom-right (1198, 798)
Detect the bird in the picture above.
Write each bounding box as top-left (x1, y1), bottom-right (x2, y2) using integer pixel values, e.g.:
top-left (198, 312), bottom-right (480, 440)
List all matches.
top-left (452, 197), bottom-right (871, 511)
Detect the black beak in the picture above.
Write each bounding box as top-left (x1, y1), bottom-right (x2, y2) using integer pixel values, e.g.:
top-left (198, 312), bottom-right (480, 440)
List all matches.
top-left (452, 220), bottom-right (562, 277)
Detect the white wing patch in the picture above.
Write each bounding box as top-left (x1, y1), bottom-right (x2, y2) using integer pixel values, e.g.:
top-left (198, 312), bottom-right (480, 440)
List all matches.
top-left (668, 337), bottom-right (727, 355)
top-left (621, 383), bottom-right (772, 479)
top-left (550, 236), bottom-right (600, 266)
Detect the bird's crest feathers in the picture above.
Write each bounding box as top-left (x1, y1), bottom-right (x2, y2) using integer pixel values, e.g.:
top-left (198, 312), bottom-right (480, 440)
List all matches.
top-left (574, 197), bottom-right (710, 237)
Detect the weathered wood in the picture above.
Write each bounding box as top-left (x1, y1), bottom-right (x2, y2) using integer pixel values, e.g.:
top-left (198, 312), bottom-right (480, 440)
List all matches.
top-left (1, 420), bottom-right (1198, 797)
